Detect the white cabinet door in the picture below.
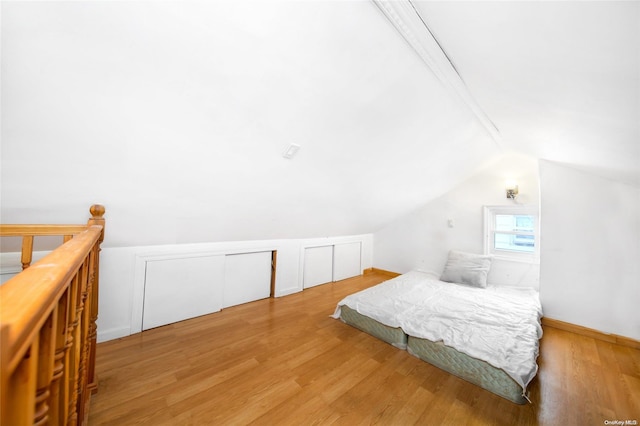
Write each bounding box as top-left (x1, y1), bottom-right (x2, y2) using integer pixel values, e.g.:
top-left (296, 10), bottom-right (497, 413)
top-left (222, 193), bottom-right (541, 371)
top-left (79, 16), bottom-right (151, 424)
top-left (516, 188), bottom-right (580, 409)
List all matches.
top-left (303, 246), bottom-right (334, 288)
top-left (333, 242), bottom-right (362, 281)
top-left (142, 255), bottom-right (225, 331)
top-left (223, 251), bottom-right (272, 308)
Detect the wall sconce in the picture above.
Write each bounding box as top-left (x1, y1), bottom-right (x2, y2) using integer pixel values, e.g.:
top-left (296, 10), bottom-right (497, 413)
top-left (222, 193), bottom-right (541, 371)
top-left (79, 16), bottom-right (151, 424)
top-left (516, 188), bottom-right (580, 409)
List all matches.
top-left (505, 180), bottom-right (519, 200)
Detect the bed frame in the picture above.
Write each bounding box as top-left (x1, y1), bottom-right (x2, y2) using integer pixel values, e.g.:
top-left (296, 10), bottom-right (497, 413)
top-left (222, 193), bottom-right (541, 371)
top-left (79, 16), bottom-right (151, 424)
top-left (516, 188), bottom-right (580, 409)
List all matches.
top-left (0, 205), bottom-right (106, 425)
top-left (339, 306), bottom-right (528, 404)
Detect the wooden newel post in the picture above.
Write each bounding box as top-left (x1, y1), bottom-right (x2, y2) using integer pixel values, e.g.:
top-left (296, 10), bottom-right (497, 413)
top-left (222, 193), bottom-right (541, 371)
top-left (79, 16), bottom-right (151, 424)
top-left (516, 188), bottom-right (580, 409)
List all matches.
top-left (86, 204), bottom-right (105, 398)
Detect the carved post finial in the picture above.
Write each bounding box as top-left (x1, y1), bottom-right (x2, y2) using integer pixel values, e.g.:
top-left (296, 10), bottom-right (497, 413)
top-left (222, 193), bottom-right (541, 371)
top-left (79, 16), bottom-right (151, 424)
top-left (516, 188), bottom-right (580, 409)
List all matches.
top-left (88, 204), bottom-right (105, 243)
top-left (89, 204), bottom-right (105, 220)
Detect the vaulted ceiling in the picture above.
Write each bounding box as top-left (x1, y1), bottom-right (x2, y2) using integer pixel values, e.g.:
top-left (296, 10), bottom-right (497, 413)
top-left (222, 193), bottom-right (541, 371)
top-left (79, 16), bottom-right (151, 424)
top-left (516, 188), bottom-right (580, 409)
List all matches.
top-left (413, 1), bottom-right (639, 186)
top-left (1, 1), bottom-right (638, 247)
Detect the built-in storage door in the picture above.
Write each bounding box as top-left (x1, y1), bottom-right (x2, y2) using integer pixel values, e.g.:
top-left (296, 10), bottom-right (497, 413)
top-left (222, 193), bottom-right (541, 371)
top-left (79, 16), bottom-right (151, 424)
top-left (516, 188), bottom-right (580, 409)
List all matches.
top-left (303, 242), bottom-right (362, 288)
top-left (333, 242), bottom-right (361, 282)
top-left (142, 255), bottom-right (225, 331)
top-left (303, 246), bottom-right (334, 288)
top-left (223, 251), bottom-right (272, 308)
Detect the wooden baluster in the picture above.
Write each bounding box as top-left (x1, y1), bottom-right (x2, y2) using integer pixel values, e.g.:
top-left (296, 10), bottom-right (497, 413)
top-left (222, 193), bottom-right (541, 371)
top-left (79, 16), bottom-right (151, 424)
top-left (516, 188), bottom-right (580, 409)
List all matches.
top-left (64, 235), bottom-right (73, 243)
top-left (87, 245), bottom-right (99, 395)
top-left (0, 325), bottom-right (7, 425)
top-left (66, 274), bottom-right (80, 426)
top-left (5, 341), bottom-right (39, 425)
top-left (70, 327), bottom-right (81, 426)
top-left (76, 259), bottom-right (90, 423)
top-left (74, 260), bottom-right (89, 426)
top-left (81, 250), bottom-right (98, 423)
top-left (21, 235), bottom-right (34, 270)
top-left (49, 289), bottom-right (70, 424)
top-left (34, 310), bottom-right (57, 426)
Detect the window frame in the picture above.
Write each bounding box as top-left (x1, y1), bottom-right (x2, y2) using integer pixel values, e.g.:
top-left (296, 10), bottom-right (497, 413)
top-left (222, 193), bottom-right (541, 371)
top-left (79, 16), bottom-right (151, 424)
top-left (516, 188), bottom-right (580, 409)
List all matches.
top-left (483, 205), bottom-right (540, 263)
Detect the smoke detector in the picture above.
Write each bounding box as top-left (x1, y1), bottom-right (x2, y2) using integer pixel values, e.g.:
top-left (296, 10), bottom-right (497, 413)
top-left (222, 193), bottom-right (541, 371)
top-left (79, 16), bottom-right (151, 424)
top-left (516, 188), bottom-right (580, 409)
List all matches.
top-left (282, 143), bottom-right (301, 159)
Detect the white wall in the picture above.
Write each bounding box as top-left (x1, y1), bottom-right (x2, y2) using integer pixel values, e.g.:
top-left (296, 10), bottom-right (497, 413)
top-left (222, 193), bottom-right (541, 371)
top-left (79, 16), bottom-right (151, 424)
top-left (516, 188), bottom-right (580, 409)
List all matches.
top-left (539, 160), bottom-right (640, 340)
top-left (373, 152), bottom-right (540, 286)
top-left (97, 234), bottom-right (372, 342)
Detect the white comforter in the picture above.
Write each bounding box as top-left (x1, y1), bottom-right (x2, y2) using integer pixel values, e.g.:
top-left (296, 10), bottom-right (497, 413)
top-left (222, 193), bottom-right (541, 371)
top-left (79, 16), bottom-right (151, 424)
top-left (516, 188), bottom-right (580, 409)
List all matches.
top-left (332, 270), bottom-right (543, 391)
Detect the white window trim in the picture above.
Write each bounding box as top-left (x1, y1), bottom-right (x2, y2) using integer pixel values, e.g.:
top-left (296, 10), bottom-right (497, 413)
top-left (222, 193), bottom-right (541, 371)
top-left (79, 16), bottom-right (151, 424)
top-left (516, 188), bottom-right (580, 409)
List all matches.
top-left (483, 205), bottom-right (540, 264)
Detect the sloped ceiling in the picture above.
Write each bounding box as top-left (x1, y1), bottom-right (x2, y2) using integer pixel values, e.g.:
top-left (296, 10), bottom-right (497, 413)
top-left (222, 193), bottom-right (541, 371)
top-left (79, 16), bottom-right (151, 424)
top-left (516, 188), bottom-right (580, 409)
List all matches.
top-left (413, 0), bottom-right (640, 186)
top-left (1, 1), bottom-right (637, 247)
top-left (1, 1), bottom-right (500, 246)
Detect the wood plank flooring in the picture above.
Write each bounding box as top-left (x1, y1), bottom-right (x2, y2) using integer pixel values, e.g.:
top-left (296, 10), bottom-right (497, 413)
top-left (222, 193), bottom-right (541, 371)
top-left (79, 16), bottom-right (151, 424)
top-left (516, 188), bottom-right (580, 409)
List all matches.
top-left (89, 272), bottom-right (640, 425)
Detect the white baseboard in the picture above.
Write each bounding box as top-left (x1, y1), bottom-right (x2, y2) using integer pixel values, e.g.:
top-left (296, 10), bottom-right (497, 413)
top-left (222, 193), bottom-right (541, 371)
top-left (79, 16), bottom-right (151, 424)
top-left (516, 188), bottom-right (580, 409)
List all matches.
top-left (97, 327), bottom-right (131, 343)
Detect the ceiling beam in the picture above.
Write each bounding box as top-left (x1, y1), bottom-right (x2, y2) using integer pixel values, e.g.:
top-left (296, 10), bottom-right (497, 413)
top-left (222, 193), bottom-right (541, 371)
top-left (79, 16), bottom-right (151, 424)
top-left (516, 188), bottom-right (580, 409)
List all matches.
top-left (373, 0), bottom-right (503, 148)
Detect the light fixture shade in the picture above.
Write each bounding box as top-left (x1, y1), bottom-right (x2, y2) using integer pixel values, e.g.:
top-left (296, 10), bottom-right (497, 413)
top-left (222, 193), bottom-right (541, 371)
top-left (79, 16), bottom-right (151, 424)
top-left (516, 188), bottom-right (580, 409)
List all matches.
top-left (505, 180), bottom-right (519, 199)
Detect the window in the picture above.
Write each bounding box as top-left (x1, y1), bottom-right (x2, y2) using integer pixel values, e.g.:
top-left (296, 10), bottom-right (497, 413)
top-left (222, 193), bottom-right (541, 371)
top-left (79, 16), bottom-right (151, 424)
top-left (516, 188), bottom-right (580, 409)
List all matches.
top-left (484, 205), bottom-right (539, 262)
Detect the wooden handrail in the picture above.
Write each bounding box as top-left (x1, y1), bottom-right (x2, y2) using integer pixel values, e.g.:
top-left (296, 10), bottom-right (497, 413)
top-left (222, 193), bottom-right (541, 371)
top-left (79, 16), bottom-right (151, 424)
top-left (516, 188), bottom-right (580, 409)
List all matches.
top-left (0, 225), bottom-right (89, 236)
top-left (1, 226), bottom-right (102, 371)
top-left (0, 205), bottom-right (105, 425)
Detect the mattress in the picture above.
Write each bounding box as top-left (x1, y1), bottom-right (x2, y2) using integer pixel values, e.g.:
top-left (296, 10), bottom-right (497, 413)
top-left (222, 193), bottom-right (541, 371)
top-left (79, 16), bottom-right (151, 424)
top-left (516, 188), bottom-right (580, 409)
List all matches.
top-left (339, 305), bottom-right (407, 349)
top-left (406, 336), bottom-right (528, 404)
top-left (338, 307), bottom-right (529, 404)
top-left (333, 270), bottom-right (542, 403)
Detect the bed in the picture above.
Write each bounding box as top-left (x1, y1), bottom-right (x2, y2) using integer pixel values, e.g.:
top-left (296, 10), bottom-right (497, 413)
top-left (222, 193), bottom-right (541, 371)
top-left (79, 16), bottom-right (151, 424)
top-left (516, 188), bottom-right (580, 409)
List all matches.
top-left (332, 251), bottom-right (543, 404)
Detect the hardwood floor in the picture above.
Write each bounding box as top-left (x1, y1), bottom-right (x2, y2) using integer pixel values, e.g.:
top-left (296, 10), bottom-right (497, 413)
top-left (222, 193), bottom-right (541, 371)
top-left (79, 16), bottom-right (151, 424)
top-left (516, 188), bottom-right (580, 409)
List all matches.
top-left (89, 272), bottom-right (639, 425)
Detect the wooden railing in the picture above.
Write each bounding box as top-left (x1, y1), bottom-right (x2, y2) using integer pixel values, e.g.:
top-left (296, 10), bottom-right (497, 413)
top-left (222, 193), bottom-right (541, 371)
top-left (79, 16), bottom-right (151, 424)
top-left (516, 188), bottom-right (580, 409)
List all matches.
top-left (0, 205), bottom-right (105, 425)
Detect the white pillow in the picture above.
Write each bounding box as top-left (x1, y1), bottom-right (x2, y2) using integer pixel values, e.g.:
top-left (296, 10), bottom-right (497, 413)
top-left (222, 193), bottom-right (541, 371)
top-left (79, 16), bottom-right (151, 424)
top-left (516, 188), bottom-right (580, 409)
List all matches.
top-left (440, 250), bottom-right (492, 288)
